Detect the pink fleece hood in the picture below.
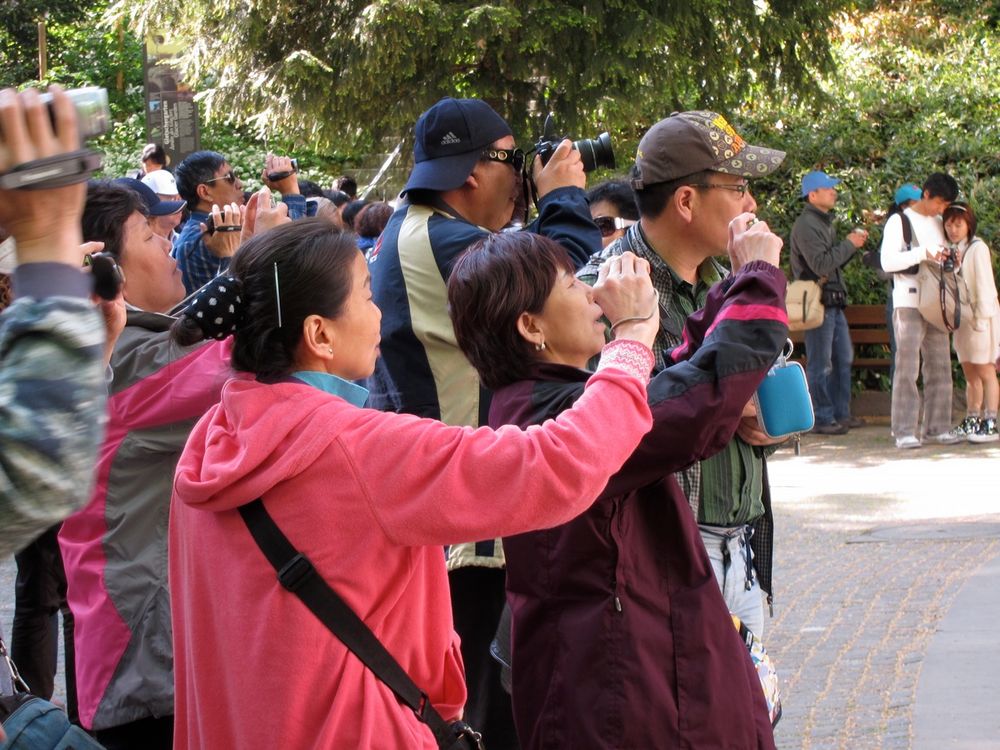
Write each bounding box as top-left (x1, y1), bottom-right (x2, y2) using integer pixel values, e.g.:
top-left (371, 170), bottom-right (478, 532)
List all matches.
top-left (174, 378), bottom-right (354, 512)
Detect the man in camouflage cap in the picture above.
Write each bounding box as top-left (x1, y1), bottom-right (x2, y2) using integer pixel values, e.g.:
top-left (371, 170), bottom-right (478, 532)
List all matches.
top-left (578, 110), bottom-right (786, 637)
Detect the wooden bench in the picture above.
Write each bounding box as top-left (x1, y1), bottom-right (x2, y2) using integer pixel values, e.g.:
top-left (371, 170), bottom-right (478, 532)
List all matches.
top-left (789, 304), bottom-right (892, 370)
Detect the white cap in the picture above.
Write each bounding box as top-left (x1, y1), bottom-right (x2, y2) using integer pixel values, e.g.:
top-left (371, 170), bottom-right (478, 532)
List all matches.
top-left (141, 169), bottom-right (179, 197)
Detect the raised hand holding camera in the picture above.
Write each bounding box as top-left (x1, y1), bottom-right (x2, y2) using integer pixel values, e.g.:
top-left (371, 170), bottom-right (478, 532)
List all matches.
top-left (240, 186), bottom-right (291, 244)
top-left (593, 251), bottom-right (659, 351)
top-left (528, 113), bottom-right (616, 203)
top-left (200, 202), bottom-right (245, 258)
top-left (728, 212), bottom-right (783, 271)
top-left (0, 86), bottom-right (91, 267)
top-left (532, 138), bottom-right (586, 198)
top-left (262, 152), bottom-right (300, 195)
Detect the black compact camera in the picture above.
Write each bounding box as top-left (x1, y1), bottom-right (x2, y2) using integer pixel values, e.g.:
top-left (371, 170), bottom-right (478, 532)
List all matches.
top-left (84, 251), bottom-right (124, 301)
top-left (942, 246), bottom-right (956, 273)
top-left (533, 114), bottom-right (615, 173)
top-left (202, 215), bottom-right (242, 236)
top-left (266, 158), bottom-right (298, 182)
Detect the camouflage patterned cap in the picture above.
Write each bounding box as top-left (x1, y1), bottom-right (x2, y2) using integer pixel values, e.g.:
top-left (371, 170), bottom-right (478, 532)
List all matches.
top-left (631, 111), bottom-right (785, 190)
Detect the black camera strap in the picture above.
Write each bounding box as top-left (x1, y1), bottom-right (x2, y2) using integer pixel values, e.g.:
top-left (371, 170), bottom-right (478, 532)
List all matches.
top-left (238, 498), bottom-right (484, 750)
top-left (938, 262), bottom-right (962, 332)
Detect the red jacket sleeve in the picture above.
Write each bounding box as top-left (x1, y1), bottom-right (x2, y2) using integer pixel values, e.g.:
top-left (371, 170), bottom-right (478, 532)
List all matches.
top-left (602, 261), bottom-right (788, 497)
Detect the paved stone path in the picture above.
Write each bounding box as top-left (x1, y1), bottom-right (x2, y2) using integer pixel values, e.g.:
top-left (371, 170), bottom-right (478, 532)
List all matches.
top-left (767, 426), bottom-right (1000, 749)
top-left (1, 423), bottom-right (998, 747)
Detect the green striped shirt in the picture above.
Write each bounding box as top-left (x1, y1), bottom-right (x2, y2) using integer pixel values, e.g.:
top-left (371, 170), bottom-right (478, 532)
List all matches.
top-left (658, 263), bottom-right (766, 525)
top-left (578, 224), bottom-right (766, 525)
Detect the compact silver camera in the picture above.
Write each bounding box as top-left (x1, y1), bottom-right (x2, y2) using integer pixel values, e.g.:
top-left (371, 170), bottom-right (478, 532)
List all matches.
top-left (39, 86), bottom-right (111, 140)
top-left (0, 87), bottom-right (108, 190)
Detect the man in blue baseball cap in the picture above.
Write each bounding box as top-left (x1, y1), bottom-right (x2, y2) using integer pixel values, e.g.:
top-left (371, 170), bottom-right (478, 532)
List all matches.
top-left (790, 170), bottom-right (869, 435)
top-left (366, 97), bottom-right (599, 745)
top-left (113, 177), bottom-right (186, 241)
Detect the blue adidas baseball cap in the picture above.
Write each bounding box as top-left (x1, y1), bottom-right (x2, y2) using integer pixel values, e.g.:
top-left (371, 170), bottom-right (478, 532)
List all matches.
top-left (403, 98), bottom-right (513, 194)
top-left (801, 170), bottom-right (841, 198)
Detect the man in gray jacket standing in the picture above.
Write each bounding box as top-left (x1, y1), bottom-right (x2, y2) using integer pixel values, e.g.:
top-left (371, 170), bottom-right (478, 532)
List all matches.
top-left (790, 170), bottom-right (867, 434)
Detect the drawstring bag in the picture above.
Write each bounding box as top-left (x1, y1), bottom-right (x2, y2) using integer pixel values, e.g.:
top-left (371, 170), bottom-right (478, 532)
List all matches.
top-left (916, 260), bottom-right (971, 333)
top-left (0, 638), bottom-right (105, 749)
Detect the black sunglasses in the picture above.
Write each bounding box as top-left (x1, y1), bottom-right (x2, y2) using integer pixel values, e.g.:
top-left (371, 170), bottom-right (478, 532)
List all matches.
top-left (204, 170), bottom-right (239, 185)
top-left (483, 148), bottom-right (526, 173)
top-left (593, 215), bottom-right (636, 238)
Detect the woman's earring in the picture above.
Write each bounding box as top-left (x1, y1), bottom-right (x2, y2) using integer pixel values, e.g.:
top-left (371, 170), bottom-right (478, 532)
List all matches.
top-left (535, 341), bottom-right (546, 351)
top-left (327, 347), bottom-right (334, 354)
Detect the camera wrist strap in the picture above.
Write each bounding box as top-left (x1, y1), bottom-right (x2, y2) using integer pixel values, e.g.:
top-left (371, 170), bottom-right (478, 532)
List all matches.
top-left (0, 149), bottom-right (103, 191)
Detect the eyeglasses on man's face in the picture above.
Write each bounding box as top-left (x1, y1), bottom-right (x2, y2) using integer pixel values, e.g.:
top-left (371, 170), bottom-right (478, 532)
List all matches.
top-left (688, 180), bottom-right (751, 197)
top-left (593, 215), bottom-right (636, 238)
top-left (483, 148), bottom-right (526, 173)
top-left (204, 170), bottom-right (239, 186)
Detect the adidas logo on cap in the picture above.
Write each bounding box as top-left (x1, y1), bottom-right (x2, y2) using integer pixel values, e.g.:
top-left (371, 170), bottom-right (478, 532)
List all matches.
top-left (440, 131), bottom-right (461, 146)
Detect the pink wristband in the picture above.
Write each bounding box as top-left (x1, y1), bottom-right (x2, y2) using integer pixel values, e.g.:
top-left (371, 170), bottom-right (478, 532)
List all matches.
top-left (596, 339), bottom-right (655, 384)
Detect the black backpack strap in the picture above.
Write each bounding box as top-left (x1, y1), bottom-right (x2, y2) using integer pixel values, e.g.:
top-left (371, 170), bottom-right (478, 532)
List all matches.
top-left (900, 211), bottom-right (913, 250)
top-left (896, 211), bottom-right (921, 275)
top-left (238, 499), bottom-right (476, 749)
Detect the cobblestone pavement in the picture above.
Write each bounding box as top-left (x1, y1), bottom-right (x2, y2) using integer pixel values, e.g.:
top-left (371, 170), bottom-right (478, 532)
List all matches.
top-left (1, 424), bottom-right (997, 747)
top-left (767, 426), bottom-right (1000, 750)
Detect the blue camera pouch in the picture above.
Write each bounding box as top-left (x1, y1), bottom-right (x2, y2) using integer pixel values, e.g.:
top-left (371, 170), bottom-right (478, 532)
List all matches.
top-left (754, 340), bottom-right (814, 439)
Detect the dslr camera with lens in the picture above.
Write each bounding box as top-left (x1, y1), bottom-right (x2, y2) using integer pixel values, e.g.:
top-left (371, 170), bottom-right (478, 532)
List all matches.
top-left (533, 113), bottom-right (615, 173)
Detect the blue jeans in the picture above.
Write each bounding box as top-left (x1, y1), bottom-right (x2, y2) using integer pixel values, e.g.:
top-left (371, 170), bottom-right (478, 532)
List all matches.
top-left (804, 306), bottom-right (853, 425)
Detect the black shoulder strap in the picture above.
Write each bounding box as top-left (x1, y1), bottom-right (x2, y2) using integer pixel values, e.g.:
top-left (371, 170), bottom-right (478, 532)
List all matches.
top-left (900, 211), bottom-right (913, 250)
top-left (238, 499), bottom-right (475, 749)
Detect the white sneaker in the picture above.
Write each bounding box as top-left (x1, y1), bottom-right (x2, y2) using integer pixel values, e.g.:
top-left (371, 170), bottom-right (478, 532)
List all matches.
top-left (895, 436), bottom-right (922, 449)
top-left (968, 417), bottom-right (999, 444)
top-left (928, 432), bottom-right (962, 445)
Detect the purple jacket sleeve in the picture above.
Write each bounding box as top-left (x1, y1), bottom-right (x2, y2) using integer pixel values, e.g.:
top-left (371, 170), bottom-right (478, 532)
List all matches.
top-left (602, 261), bottom-right (788, 497)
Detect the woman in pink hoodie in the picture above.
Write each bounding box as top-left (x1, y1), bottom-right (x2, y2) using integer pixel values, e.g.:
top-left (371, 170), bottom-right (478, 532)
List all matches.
top-left (168, 219), bottom-right (661, 749)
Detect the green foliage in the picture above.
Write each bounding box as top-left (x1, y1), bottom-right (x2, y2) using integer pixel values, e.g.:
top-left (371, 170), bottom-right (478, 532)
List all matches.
top-left (736, 2), bottom-right (1000, 299)
top-left (732, 1), bottom-right (1000, 391)
top-left (0, 0), bottom-right (89, 86)
top-left (106, 0), bottom-right (855, 153)
top-left (1, 1), bottom-right (144, 117)
top-left (1, 1), bottom-right (354, 187)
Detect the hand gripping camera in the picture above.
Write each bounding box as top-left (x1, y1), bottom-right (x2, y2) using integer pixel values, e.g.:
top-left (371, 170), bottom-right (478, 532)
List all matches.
top-left (0, 87), bottom-right (109, 191)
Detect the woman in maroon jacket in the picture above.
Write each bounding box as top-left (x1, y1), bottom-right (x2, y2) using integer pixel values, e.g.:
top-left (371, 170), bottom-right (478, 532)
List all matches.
top-left (448, 222), bottom-right (787, 749)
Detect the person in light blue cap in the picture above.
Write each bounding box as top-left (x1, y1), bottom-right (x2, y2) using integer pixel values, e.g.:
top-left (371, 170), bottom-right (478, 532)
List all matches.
top-left (790, 170), bottom-right (869, 434)
top-left (871, 183), bottom-right (924, 381)
top-left (894, 183), bottom-right (922, 208)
